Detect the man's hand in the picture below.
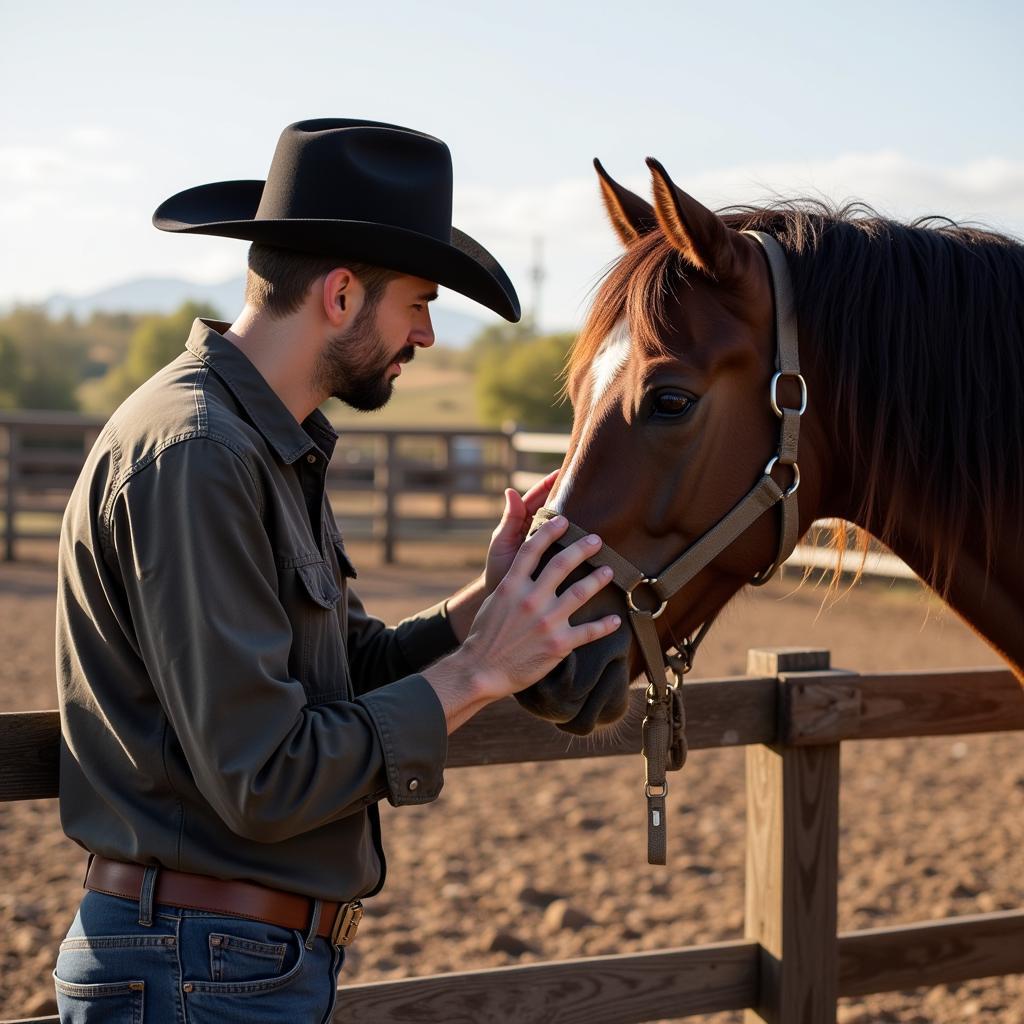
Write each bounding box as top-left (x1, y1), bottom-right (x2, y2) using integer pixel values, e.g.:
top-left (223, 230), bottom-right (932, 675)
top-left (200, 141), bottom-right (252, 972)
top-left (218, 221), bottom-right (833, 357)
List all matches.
top-left (424, 514), bottom-right (619, 732)
top-left (484, 470), bottom-right (559, 593)
top-left (445, 470), bottom-right (560, 643)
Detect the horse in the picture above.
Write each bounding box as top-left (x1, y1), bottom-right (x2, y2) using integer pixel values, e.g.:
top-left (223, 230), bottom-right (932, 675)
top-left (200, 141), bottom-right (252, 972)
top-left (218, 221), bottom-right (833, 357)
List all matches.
top-left (516, 157), bottom-right (1024, 739)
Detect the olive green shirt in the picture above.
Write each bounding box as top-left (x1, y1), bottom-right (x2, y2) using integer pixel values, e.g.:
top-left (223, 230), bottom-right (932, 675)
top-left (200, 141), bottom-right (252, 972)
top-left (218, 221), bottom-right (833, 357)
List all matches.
top-left (56, 318), bottom-right (456, 902)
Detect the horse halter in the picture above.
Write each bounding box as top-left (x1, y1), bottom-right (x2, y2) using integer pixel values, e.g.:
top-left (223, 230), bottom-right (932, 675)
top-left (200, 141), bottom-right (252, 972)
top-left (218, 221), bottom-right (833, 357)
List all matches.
top-left (529, 231), bottom-right (807, 864)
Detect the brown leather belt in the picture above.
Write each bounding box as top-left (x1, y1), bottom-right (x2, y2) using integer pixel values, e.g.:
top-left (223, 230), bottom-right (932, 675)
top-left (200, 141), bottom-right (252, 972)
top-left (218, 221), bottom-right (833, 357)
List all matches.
top-left (85, 856), bottom-right (363, 946)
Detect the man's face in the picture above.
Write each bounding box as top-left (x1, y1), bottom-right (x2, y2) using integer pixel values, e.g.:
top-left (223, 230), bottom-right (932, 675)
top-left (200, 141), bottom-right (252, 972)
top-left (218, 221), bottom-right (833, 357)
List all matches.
top-left (316, 273), bottom-right (437, 411)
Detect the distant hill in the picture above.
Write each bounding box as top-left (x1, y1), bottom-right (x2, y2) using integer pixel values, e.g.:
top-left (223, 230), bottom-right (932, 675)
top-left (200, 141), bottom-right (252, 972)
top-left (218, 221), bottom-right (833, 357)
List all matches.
top-left (33, 274), bottom-right (489, 347)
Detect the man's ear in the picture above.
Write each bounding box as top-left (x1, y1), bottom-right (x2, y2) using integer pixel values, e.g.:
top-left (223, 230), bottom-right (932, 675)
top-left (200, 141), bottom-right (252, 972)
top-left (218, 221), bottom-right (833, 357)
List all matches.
top-left (323, 267), bottom-right (356, 325)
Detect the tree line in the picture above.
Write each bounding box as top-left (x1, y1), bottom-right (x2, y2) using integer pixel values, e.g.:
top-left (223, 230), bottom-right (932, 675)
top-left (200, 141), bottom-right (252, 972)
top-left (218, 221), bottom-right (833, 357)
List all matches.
top-left (0, 302), bottom-right (575, 430)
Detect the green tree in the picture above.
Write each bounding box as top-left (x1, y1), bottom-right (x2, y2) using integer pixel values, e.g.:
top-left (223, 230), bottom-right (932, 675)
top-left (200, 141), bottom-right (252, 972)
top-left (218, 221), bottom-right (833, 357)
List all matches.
top-left (464, 319), bottom-right (537, 370)
top-left (0, 333), bottom-right (21, 409)
top-left (475, 331), bottom-right (575, 430)
top-left (0, 308), bottom-right (84, 411)
top-left (96, 301), bottom-right (220, 409)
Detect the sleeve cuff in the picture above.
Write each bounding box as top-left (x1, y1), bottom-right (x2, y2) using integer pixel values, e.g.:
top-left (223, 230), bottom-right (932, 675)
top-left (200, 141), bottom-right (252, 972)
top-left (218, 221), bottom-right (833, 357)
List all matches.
top-left (393, 598), bottom-right (460, 673)
top-left (356, 673), bottom-right (448, 806)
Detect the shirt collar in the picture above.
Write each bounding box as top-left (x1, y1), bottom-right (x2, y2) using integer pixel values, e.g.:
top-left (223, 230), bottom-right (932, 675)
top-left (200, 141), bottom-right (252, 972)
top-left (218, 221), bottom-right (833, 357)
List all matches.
top-left (185, 318), bottom-right (338, 464)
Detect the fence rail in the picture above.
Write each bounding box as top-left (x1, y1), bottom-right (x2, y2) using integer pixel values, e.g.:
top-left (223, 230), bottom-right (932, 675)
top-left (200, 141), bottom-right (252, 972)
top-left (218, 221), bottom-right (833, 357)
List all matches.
top-left (3, 652), bottom-right (1023, 1022)
top-left (1, 413), bottom-right (915, 580)
top-left (0, 413), bottom-right (546, 564)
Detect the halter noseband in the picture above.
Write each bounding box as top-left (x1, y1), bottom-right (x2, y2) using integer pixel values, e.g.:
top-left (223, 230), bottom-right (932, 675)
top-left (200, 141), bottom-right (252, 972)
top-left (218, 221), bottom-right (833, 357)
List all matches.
top-left (529, 231), bottom-right (806, 864)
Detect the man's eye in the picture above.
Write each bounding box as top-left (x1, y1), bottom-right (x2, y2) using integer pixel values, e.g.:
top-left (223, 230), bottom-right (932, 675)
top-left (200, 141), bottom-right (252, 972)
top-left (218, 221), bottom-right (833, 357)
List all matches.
top-left (651, 390), bottom-right (693, 418)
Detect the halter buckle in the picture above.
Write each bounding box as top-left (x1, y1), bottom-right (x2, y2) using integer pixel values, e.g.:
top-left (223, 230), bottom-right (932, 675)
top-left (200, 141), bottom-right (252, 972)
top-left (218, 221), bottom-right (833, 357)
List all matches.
top-left (765, 456), bottom-right (800, 498)
top-left (770, 371), bottom-right (807, 418)
top-left (626, 578), bottom-right (667, 619)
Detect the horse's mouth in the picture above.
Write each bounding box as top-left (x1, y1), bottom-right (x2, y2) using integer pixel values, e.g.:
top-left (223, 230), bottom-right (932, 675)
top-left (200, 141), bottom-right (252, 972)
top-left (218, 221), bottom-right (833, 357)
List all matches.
top-left (514, 624), bottom-right (633, 735)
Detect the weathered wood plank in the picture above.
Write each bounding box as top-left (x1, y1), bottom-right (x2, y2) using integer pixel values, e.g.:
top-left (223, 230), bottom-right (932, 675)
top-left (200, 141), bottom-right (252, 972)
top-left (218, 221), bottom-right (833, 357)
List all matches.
top-left (4, 666), bottom-right (1022, 801)
top-left (745, 649), bottom-right (839, 1024)
top-left (746, 648), bottom-right (831, 675)
top-left (786, 668), bottom-right (1024, 745)
top-left (445, 677), bottom-right (778, 768)
top-left (837, 909), bottom-right (1024, 997)
top-left (332, 941), bottom-right (759, 1024)
top-left (744, 742), bottom-right (841, 1024)
top-left (0, 679), bottom-right (778, 799)
top-left (779, 671), bottom-right (861, 745)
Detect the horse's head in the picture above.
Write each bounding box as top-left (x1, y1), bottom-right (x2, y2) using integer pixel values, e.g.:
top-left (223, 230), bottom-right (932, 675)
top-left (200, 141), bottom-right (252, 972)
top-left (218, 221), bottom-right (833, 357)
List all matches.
top-left (516, 159), bottom-right (825, 734)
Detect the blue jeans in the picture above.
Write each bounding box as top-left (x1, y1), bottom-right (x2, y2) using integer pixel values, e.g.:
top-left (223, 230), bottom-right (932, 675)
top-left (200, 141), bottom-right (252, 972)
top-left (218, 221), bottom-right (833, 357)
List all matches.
top-left (54, 883), bottom-right (345, 1023)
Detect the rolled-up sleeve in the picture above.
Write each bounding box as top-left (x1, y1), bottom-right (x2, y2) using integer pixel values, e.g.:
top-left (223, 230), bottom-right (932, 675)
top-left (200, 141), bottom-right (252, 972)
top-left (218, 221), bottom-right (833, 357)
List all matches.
top-left (105, 436), bottom-right (447, 840)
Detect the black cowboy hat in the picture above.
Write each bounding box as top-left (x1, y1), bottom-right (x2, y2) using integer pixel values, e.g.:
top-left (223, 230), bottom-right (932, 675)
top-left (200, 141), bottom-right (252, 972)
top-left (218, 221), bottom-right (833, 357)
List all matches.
top-left (153, 118), bottom-right (521, 322)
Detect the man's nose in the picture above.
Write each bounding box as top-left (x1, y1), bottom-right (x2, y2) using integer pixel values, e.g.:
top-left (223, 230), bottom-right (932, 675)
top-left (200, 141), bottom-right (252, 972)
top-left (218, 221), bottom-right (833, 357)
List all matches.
top-left (412, 313), bottom-right (435, 349)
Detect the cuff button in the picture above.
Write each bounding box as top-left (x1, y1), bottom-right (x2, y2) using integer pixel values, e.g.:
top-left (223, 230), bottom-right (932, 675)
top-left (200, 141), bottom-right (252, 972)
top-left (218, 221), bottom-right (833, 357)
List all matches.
top-left (407, 778), bottom-right (420, 792)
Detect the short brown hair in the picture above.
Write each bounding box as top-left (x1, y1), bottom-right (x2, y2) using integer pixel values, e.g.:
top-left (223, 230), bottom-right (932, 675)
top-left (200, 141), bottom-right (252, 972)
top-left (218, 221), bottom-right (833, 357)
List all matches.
top-left (245, 243), bottom-right (400, 318)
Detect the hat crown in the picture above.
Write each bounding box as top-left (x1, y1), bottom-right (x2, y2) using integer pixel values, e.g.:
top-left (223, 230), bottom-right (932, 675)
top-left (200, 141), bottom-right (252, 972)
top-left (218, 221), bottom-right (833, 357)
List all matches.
top-left (255, 119), bottom-right (454, 240)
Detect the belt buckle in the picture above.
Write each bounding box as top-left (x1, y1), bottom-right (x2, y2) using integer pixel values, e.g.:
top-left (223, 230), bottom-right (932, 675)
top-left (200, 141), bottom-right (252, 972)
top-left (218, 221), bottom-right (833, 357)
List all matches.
top-left (330, 900), bottom-right (363, 946)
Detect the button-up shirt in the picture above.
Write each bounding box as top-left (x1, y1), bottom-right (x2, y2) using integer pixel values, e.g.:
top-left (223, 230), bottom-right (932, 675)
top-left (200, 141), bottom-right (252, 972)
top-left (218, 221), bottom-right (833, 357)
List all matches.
top-left (56, 318), bottom-right (456, 901)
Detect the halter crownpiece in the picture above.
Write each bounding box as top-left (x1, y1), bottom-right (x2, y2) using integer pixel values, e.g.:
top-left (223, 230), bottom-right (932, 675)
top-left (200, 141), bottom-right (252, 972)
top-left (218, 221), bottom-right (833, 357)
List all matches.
top-left (529, 230), bottom-right (806, 864)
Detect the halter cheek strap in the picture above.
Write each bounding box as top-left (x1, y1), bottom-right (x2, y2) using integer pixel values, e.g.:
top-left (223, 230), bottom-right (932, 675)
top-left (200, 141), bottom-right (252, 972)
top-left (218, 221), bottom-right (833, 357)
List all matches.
top-left (528, 230), bottom-right (806, 864)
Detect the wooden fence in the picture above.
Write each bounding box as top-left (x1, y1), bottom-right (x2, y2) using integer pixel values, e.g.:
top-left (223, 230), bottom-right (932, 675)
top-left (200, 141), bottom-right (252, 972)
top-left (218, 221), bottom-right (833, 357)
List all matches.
top-left (3, 648), bottom-right (1023, 1023)
top-left (0, 412), bottom-right (558, 564)
top-left (0, 413), bottom-right (914, 579)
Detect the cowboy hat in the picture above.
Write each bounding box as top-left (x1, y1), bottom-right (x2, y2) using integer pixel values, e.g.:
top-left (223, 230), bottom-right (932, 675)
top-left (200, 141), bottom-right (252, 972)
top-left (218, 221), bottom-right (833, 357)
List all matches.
top-left (153, 118), bottom-right (521, 322)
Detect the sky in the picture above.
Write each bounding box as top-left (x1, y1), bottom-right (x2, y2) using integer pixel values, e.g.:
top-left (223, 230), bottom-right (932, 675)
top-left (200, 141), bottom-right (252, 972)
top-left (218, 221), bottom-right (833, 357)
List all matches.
top-left (2, 0), bottom-right (1023, 332)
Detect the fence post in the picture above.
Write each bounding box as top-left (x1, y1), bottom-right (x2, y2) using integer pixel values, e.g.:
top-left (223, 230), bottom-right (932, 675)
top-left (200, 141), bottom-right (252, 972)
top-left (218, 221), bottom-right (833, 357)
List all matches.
top-left (374, 432), bottom-right (398, 565)
top-left (3, 424), bottom-right (17, 562)
top-left (442, 434), bottom-right (455, 530)
top-left (744, 647), bottom-right (839, 1024)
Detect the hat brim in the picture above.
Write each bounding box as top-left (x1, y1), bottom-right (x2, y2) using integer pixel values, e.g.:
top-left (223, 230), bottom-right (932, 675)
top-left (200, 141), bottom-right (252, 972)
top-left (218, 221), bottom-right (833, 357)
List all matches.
top-left (153, 180), bottom-right (521, 323)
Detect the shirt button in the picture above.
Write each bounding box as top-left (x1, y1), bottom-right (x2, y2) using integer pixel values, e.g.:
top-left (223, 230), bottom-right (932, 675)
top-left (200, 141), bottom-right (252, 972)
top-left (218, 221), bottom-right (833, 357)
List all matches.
top-left (306, 453), bottom-right (317, 464)
top-left (407, 778), bottom-right (420, 792)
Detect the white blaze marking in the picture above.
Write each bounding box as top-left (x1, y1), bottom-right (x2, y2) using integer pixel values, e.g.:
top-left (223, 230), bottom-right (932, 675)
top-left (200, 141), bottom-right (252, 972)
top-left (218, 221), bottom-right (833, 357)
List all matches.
top-left (550, 321), bottom-right (630, 513)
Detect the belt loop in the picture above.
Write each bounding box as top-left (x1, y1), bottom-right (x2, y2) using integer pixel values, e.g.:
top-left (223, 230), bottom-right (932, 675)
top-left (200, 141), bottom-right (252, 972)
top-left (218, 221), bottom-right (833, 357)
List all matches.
top-left (138, 865), bottom-right (159, 928)
top-left (304, 899), bottom-right (323, 950)
top-left (82, 852), bottom-right (95, 889)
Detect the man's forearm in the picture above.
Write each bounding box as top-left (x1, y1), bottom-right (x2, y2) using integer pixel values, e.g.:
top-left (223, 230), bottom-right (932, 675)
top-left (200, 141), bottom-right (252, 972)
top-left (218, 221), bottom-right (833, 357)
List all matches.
top-left (443, 572), bottom-right (488, 644)
top-left (422, 647), bottom-right (501, 734)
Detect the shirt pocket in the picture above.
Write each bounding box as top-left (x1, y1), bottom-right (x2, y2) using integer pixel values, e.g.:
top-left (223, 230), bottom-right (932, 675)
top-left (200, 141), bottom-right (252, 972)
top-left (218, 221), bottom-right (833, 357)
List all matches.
top-left (289, 556), bottom-right (350, 704)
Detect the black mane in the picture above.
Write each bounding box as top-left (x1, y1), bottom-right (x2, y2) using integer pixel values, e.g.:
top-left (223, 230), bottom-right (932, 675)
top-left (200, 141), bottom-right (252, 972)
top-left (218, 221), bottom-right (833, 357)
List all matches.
top-left (722, 201), bottom-right (1024, 588)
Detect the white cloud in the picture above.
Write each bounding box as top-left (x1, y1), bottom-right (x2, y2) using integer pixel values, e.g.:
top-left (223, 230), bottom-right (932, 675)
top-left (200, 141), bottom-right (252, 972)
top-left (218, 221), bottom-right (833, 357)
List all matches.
top-left (4, 150), bottom-right (1024, 329)
top-left (452, 151), bottom-right (1024, 328)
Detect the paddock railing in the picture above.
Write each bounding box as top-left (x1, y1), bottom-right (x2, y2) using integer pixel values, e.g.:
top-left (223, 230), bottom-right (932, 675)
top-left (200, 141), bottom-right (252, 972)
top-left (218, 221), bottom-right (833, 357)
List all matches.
top-left (0, 412), bottom-right (915, 579)
top-left (3, 649), bottom-right (1023, 1023)
top-left (0, 412), bottom-right (562, 564)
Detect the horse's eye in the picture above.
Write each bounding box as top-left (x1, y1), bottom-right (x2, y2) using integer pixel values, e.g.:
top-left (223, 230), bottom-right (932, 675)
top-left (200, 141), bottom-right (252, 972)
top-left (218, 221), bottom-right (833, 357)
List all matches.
top-left (651, 390), bottom-right (693, 418)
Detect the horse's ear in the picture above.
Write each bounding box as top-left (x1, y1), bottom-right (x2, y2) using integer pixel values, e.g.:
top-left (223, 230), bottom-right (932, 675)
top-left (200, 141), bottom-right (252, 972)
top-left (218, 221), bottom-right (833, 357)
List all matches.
top-left (646, 157), bottom-right (739, 280)
top-left (594, 158), bottom-right (657, 246)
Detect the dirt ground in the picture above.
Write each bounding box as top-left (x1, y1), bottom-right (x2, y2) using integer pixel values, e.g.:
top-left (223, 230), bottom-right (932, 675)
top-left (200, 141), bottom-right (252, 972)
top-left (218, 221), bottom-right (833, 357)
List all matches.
top-left (1, 538), bottom-right (1022, 1022)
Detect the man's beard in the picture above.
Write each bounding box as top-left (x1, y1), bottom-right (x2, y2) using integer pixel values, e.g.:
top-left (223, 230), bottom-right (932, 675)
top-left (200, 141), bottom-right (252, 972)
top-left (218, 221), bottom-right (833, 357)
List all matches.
top-left (314, 302), bottom-right (414, 412)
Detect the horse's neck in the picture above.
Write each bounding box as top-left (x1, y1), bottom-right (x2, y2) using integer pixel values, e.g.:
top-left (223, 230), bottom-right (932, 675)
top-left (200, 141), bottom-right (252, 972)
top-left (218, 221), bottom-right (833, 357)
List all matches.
top-left (864, 515), bottom-right (1023, 682)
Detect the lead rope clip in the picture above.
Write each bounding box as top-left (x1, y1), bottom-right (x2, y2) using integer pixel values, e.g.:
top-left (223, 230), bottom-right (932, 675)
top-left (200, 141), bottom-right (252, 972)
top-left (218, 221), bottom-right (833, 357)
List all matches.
top-left (642, 656), bottom-right (688, 865)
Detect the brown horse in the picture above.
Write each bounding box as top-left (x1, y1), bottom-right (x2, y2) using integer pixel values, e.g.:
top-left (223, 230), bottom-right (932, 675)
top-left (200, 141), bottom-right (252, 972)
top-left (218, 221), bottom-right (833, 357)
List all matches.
top-left (517, 158), bottom-right (1024, 735)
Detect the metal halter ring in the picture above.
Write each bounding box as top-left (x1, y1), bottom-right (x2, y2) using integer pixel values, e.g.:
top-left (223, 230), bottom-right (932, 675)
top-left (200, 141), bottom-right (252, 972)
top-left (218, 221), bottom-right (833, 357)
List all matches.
top-left (769, 371), bottom-right (808, 418)
top-left (626, 578), bottom-right (667, 619)
top-left (644, 781), bottom-right (668, 798)
top-left (764, 456), bottom-right (801, 498)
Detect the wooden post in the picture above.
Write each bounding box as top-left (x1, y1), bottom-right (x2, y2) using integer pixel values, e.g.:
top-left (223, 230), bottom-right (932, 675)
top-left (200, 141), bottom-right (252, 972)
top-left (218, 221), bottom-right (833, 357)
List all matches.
top-left (375, 433), bottom-right (398, 564)
top-left (442, 434), bottom-right (455, 529)
top-left (744, 647), bottom-right (839, 1024)
top-left (3, 424), bottom-right (17, 562)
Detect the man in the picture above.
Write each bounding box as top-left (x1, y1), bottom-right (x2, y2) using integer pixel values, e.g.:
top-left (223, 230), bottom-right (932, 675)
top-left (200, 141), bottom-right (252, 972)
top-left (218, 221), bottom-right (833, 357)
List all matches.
top-left (53, 119), bottom-right (620, 1022)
